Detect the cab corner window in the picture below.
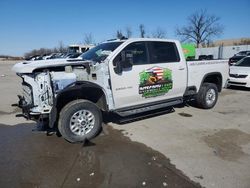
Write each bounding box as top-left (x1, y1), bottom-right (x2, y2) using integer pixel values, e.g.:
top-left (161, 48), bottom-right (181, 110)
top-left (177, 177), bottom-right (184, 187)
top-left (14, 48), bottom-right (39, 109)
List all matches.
top-left (149, 42), bottom-right (180, 63)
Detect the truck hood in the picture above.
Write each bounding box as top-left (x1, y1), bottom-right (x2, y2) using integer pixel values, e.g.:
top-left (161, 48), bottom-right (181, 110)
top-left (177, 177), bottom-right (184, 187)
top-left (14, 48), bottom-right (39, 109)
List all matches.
top-left (12, 58), bottom-right (88, 74)
top-left (230, 66), bottom-right (250, 75)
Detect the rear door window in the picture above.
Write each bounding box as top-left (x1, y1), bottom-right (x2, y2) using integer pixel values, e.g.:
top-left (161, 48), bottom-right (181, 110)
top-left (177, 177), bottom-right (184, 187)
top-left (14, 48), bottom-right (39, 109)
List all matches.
top-left (148, 41), bottom-right (180, 63)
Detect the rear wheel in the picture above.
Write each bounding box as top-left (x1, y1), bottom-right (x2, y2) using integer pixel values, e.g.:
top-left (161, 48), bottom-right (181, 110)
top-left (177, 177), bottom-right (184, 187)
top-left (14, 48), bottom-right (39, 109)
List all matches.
top-left (195, 83), bottom-right (218, 109)
top-left (58, 99), bottom-right (102, 143)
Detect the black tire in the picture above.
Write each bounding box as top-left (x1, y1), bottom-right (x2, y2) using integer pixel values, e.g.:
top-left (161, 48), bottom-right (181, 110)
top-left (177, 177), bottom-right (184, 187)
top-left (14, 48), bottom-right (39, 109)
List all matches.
top-left (58, 99), bottom-right (102, 143)
top-left (195, 83), bottom-right (218, 109)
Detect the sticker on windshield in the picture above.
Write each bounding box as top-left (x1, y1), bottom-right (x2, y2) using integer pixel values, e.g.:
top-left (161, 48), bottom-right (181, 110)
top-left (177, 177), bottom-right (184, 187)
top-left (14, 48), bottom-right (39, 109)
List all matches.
top-left (100, 50), bottom-right (112, 56)
top-left (95, 50), bottom-right (112, 57)
top-left (139, 66), bottom-right (173, 98)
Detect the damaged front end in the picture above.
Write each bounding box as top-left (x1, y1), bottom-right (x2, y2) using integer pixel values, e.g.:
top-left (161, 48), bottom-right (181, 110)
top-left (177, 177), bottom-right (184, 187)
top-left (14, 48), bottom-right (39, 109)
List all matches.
top-left (12, 58), bottom-right (109, 129)
top-left (12, 59), bottom-right (93, 122)
top-left (14, 71), bottom-right (54, 120)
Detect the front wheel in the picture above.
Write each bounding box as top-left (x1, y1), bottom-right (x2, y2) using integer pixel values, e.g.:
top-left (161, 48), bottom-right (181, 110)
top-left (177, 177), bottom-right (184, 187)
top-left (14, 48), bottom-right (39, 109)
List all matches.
top-left (195, 83), bottom-right (218, 109)
top-left (58, 99), bottom-right (102, 143)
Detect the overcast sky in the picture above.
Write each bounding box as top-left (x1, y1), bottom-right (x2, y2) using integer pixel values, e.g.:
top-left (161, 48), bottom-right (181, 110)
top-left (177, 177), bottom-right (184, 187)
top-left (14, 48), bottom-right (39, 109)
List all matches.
top-left (0, 0), bottom-right (249, 56)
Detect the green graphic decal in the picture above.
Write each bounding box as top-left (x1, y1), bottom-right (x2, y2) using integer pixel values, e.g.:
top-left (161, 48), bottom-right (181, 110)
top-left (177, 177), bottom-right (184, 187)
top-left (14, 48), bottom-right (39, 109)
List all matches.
top-left (139, 66), bottom-right (173, 98)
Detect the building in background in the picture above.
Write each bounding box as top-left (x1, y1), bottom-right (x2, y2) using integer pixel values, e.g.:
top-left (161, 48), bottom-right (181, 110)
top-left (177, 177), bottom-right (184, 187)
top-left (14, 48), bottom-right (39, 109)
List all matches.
top-left (196, 38), bottom-right (250, 59)
top-left (68, 44), bottom-right (95, 54)
top-left (213, 38), bottom-right (250, 46)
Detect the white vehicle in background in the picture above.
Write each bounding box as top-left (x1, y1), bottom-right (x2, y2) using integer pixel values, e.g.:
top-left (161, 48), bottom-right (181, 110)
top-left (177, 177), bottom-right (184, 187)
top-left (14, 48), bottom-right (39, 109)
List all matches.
top-left (12, 38), bottom-right (229, 143)
top-left (68, 44), bottom-right (95, 54)
top-left (227, 56), bottom-right (250, 88)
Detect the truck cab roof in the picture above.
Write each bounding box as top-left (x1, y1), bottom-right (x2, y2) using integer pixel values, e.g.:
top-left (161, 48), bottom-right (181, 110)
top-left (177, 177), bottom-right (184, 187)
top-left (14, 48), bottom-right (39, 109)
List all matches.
top-left (104, 38), bottom-right (179, 44)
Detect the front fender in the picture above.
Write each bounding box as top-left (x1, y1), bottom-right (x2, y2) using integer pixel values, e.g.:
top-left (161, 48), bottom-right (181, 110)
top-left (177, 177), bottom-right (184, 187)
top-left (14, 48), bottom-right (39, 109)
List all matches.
top-left (49, 81), bottom-right (109, 128)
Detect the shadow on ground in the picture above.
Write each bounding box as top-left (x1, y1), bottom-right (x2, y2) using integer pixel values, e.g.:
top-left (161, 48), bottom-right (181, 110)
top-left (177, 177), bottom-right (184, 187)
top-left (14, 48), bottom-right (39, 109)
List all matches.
top-left (227, 86), bottom-right (250, 92)
top-left (0, 123), bottom-right (200, 188)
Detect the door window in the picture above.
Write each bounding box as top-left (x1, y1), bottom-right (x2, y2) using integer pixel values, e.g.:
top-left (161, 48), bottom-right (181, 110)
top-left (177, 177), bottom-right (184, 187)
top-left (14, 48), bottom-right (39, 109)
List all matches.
top-left (121, 42), bottom-right (148, 65)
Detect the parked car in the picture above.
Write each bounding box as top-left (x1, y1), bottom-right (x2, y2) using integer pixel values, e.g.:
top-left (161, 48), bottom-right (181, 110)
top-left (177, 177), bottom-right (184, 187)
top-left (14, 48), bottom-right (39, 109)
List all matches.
top-left (25, 55), bottom-right (42, 61)
top-left (227, 56), bottom-right (250, 88)
top-left (26, 54), bottom-right (49, 61)
top-left (228, 51), bottom-right (250, 66)
top-left (198, 55), bottom-right (214, 60)
top-left (65, 53), bottom-right (82, 59)
top-left (42, 54), bottom-right (55, 60)
top-left (48, 53), bottom-right (65, 59)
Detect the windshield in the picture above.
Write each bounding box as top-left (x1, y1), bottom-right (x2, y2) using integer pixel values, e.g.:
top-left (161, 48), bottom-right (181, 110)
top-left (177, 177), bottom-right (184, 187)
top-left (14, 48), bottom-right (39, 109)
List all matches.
top-left (80, 42), bottom-right (123, 62)
top-left (235, 57), bottom-right (250, 67)
top-left (236, 51), bottom-right (250, 56)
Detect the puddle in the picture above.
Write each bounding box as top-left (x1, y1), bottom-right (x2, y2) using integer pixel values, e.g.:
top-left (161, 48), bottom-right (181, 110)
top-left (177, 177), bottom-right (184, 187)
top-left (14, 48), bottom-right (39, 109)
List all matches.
top-left (216, 111), bottom-right (235, 115)
top-left (178, 112), bottom-right (193, 117)
top-left (203, 129), bottom-right (250, 161)
top-left (216, 109), bottom-right (245, 115)
top-left (0, 123), bottom-right (200, 188)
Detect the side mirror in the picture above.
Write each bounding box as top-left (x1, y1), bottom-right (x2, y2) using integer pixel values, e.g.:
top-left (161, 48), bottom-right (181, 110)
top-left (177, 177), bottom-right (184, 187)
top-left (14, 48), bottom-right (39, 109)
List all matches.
top-left (121, 51), bottom-right (133, 69)
top-left (113, 51), bottom-right (133, 74)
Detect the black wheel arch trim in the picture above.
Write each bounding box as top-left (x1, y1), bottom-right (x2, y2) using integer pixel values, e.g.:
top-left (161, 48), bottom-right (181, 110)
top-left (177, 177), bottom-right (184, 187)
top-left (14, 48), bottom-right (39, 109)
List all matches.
top-left (199, 72), bottom-right (223, 92)
top-left (48, 81), bottom-right (108, 128)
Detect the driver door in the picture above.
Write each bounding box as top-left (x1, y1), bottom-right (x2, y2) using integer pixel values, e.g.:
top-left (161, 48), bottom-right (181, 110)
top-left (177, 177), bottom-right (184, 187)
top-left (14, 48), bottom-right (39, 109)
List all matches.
top-left (109, 41), bottom-right (150, 108)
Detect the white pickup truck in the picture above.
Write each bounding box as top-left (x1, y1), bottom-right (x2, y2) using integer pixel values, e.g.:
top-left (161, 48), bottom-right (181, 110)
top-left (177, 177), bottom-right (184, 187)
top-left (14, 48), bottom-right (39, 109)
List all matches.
top-left (12, 38), bottom-right (228, 142)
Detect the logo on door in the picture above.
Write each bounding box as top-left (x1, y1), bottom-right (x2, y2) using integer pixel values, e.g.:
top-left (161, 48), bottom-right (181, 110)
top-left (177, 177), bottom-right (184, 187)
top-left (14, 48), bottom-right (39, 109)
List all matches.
top-left (139, 66), bottom-right (173, 98)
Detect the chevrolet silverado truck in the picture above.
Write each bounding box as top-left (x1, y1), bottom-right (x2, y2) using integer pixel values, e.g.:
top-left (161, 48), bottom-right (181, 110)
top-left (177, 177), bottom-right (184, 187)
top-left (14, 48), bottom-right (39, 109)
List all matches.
top-left (12, 38), bottom-right (228, 142)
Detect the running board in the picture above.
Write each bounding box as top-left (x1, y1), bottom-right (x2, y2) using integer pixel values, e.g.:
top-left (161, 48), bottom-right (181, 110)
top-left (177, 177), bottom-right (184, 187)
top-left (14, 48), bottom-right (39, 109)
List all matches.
top-left (116, 108), bottom-right (175, 124)
top-left (115, 98), bottom-right (183, 117)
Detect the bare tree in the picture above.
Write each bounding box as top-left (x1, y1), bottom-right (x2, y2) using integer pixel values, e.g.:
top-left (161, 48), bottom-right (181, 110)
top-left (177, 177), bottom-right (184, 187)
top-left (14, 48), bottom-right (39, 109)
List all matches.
top-left (116, 30), bottom-right (124, 39)
top-left (139, 24), bottom-right (145, 38)
top-left (58, 41), bottom-right (67, 53)
top-left (152, 27), bottom-right (167, 38)
top-left (53, 47), bottom-right (59, 53)
top-left (83, 33), bottom-right (94, 44)
top-left (175, 10), bottom-right (224, 47)
top-left (125, 26), bottom-right (132, 38)
top-left (24, 42), bottom-right (67, 58)
top-left (233, 39), bottom-right (250, 45)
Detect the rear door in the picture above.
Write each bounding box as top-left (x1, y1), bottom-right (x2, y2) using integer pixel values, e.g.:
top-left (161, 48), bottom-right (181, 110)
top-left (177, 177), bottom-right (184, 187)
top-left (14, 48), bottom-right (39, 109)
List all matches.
top-left (109, 40), bottom-right (187, 109)
top-left (146, 41), bottom-right (187, 99)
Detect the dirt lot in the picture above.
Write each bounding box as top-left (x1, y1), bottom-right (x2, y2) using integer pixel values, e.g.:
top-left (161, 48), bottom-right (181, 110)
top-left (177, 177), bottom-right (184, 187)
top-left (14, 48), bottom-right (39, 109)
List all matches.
top-left (0, 61), bottom-right (250, 188)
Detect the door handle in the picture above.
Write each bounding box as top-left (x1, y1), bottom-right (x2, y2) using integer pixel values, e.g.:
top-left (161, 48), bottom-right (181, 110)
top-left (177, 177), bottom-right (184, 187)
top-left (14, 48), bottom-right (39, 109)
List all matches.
top-left (178, 67), bottom-right (185, 70)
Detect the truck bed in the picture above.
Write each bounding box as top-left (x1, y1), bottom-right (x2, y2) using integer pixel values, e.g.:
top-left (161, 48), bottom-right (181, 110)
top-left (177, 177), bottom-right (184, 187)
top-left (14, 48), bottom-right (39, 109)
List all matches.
top-left (187, 60), bottom-right (229, 90)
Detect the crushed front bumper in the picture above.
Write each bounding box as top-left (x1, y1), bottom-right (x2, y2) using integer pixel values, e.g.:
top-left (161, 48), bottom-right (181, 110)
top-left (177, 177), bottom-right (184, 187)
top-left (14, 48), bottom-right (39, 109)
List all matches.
top-left (14, 95), bottom-right (36, 119)
top-left (13, 83), bottom-right (39, 120)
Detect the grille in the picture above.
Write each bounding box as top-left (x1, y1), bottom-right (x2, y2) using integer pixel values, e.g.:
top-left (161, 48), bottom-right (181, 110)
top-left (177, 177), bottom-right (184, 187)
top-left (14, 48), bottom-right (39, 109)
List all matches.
top-left (229, 74), bottom-right (248, 78)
